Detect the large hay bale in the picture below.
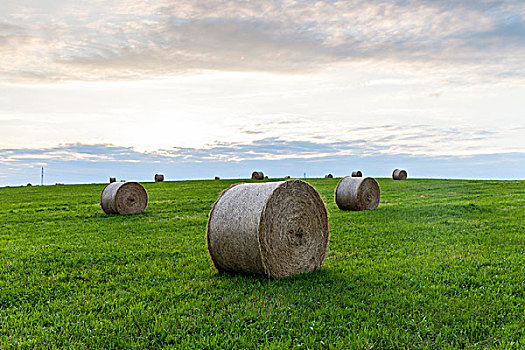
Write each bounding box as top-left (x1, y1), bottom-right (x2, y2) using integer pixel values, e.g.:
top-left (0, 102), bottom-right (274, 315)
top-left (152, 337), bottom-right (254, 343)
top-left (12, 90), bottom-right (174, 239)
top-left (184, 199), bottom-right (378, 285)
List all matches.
top-left (251, 171), bottom-right (264, 180)
top-left (351, 171), bottom-right (362, 177)
top-left (325, 174), bottom-right (333, 178)
top-left (335, 176), bottom-right (380, 211)
top-left (100, 182), bottom-right (148, 215)
top-left (109, 177), bottom-right (116, 183)
top-left (154, 174), bottom-right (164, 182)
top-left (392, 169), bottom-right (408, 180)
top-left (207, 180), bottom-right (329, 279)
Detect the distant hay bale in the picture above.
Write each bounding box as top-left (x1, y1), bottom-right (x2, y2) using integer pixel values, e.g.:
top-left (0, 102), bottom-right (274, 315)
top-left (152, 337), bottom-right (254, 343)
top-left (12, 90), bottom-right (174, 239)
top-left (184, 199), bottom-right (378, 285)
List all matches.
top-left (325, 174), bottom-right (333, 178)
top-left (215, 176), bottom-right (220, 180)
top-left (351, 171), bottom-right (362, 177)
top-left (154, 174), bottom-right (164, 182)
top-left (335, 176), bottom-right (380, 211)
top-left (207, 180), bottom-right (329, 279)
top-left (100, 182), bottom-right (148, 215)
top-left (264, 176), bottom-right (268, 179)
top-left (26, 183), bottom-right (32, 187)
top-left (251, 171), bottom-right (264, 180)
top-left (392, 169), bottom-right (408, 180)
top-left (109, 177), bottom-right (116, 183)
top-left (284, 176), bottom-right (291, 179)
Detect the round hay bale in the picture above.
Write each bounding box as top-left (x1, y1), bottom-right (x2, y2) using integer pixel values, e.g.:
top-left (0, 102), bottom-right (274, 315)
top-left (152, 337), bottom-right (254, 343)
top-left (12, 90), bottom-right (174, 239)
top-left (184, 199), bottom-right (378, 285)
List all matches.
top-left (109, 177), bottom-right (116, 183)
top-left (264, 175), bottom-right (268, 179)
top-left (325, 174), bottom-right (333, 178)
top-left (351, 171), bottom-right (362, 177)
top-left (335, 176), bottom-right (380, 211)
top-left (100, 182), bottom-right (148, 215)
top-left (392, 169), bottom-right (408, 180)
top-left (207, 180), bottom-right (329, 279)
top-left (251, 171), bottom-right (264, 180)
top-left (154, 174), bottom-right (164, 182)
top-left (215, 176), bottom-right (220, 180)
top-left (284, 176), bottom-right (291, 179)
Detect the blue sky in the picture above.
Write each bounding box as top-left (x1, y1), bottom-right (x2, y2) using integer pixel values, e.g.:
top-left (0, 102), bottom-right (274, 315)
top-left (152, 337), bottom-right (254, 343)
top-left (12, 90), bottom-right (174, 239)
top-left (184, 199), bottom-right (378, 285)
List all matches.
top-left (1, 142), bottom-right (524, 186)
top-left (0, 0), bottom-right (524, 185)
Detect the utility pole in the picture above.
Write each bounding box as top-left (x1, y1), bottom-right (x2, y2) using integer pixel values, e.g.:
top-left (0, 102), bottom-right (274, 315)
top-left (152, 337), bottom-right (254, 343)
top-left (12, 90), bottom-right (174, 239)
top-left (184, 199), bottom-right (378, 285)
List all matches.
top-left (41, 167), bottom-right (44, 186)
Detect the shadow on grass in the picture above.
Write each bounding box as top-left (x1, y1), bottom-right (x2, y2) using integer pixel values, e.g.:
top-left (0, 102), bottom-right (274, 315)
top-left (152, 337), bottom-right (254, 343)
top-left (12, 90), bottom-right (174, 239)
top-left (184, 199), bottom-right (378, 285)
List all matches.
top-left (91, 211), bottom-right (153, 220)
top-left (207, 267), bottom-right (355, 294)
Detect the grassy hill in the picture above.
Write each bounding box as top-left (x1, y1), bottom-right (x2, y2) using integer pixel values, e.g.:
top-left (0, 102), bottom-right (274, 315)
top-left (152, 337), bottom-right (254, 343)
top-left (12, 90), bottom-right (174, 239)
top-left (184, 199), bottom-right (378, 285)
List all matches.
top-left (0, 178), bottom-right (524, 349)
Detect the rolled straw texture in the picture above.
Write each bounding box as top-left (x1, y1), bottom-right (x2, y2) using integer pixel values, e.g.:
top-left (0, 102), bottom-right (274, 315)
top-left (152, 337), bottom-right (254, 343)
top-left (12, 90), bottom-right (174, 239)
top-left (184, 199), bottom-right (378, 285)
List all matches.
top-left (392, 169), bottom-right (408, 180)
top-left (335, 176), bottom-right (380, 211)
top-left (351, 171), bottom-right (362, 177)
top-left (251, 171), bottom-right (264, 180)
top-left (100, 182), bottom-right (148, 215)
top-left (207, 180), bottom-right (329, 279)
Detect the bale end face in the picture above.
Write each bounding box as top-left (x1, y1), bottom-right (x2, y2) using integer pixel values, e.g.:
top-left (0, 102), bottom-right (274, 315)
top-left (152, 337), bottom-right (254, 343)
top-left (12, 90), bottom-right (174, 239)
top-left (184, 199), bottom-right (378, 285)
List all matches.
top-left (335, 176), bottom-right (380, 211)
top-left (207, 180), bottom-right (329, 279)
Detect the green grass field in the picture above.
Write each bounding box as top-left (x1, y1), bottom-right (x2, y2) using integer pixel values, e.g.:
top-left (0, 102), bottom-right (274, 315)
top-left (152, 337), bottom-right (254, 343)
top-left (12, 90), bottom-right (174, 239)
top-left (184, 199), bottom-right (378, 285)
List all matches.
top-left (1, 178), bottom-right (524, 349)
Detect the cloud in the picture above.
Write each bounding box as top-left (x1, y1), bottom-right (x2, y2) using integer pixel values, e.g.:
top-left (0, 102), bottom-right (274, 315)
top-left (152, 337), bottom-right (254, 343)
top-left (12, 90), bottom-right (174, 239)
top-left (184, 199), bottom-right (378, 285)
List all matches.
top-left (0, 121), bottom-right (510, 166)
top-left (1, 0), bottom-right (524, 82)
top-left (1, 140), bottom-right (523, 186)
top-left (0, 120), bottom-right (517, 168)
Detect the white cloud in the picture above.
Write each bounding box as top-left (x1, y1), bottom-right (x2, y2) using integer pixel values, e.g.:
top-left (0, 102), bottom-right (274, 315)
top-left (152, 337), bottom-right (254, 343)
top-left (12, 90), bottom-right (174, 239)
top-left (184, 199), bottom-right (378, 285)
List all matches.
top-left (1, 0), bottom-right (524, 82)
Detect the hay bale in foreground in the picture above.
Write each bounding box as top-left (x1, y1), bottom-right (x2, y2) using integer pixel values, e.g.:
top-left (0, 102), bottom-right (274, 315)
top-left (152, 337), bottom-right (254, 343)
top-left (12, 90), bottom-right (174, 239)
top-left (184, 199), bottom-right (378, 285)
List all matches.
top-left (207, 180), bottom-right (329, 279)
top-left (392, 169), bottom-right (408, 180)
top-left (351, 171), bottom-right (362, 177)
top-left (100, 182), bottom-right (148, 215)
top-left (325, 174), bottom-right (333, 178)
top-left (109, 177), bottom-right (116, 183)
top-left (335, 176), bottom-right (380, 211)
top-left (251, 171), bottom-right (264, 180)
top-left (154, 174), bottom-right (164, 182)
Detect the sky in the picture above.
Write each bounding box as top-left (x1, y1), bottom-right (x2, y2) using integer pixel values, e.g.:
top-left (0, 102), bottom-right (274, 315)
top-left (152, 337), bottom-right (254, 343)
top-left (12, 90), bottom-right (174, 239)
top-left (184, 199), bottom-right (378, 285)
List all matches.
top-left (1, 0), bottom-right (524, 186)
